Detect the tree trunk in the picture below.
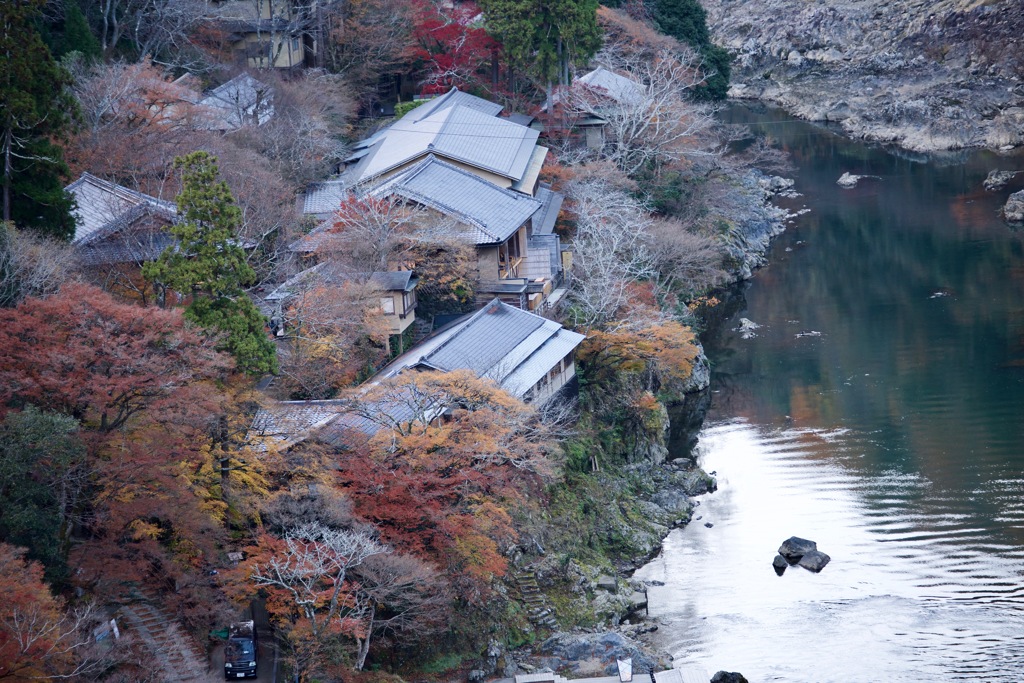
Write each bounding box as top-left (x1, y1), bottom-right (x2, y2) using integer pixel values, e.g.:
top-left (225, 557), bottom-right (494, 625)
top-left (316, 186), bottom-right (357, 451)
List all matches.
top-left (2, 128), bottom-right (11, 222)
top-left (354, 603), bottom-right (374, 670)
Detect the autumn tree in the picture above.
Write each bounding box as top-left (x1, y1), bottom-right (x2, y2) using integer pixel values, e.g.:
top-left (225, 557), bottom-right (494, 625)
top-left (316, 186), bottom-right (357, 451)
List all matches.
top-left (412, 0), bottom-right (498, 93)
top-left (320, 0), bottom-right (416, 107)
top-left (479, 0), bottom-right (602, 107)
top-left (67, 59), bottom-right (202, 194)
top-left (275, 270), bottom-right (392, 400)
top-left (348, 552), bottom-right (448, 670)
top-left (0, 284), bottom-right (236, 615)
top-left (334, 371), bottom-right (559, 601)
top-left (248, 522), bottom-right (389, 681)
top-left (0, 544), bottom-right (101, 681)
top-left (144, 151), bottom-right (278, 375)
top-left (0, 0), bottom-right (77, 238)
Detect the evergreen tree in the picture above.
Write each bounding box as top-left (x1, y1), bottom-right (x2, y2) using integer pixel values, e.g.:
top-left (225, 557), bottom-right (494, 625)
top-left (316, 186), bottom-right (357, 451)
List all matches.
top-left (143, 152), bottom-right (278, 376)
top-left (57, 3), bottom-right (101, 60)
top-left (652, 0), bottom-right (730, 101)
top-left (479, 0), bottom-right (602, 107)
top-left (0, 0), bottom-right (78, 239)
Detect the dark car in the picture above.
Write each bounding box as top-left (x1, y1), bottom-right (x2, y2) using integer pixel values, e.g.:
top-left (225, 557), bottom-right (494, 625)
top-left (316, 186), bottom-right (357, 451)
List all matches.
top-left (224, 620), bottom-right (258, 679)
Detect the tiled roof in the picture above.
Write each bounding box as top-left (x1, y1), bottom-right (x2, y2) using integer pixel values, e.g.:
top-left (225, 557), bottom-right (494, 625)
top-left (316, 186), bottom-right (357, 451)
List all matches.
top-left (265, 263), bottom-right (416, 302)
top-left (367, 156), bottom-right (541, 245)
top-left (393, 299), bottom-right (587, 399)
top-left (300, 179), bottom-right (348, 217)
top-left (575, 67), bottom-right (646, 105)
top-left (407, 88), bottom-right (504, 120)
top-left (65, 173), bottom-right (177, 246)
top-left (249, 400), bottom-right (350, 452)
top-left (199, 73), bottom-right (274, 130)
top-left (345, 93), bottom-right (539, 185)
top-left (76, 232), bottom-right (177, 267)
top-left (531, 185), bottom-right (564, 236)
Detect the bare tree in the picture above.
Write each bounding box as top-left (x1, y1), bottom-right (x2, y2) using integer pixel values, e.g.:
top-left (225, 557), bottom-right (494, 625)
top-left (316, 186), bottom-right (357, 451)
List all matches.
top-left (349, 553), bottom-right (448, 670)
top-left (566, 169), bottom-right (656, 329)
top-left (0, 222), bottom-right (77, 308)
top-left (565, 48), bottom-right (718, 176)
top-left (644, 216), bottom-right (727, 296)
top-left (249, 522), bottom-right (389, 681)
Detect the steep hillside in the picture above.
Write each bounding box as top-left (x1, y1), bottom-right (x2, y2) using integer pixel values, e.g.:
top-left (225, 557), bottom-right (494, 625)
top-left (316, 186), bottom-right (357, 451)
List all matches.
top-left (703, 0), bottom-right (1024, 151)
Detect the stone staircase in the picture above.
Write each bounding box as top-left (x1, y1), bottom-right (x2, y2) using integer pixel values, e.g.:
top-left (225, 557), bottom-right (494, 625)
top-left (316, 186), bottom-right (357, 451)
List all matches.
top-left (514, 570), bottom-right (559, 630)
top-left (119, 599), bottom-right (210, 682)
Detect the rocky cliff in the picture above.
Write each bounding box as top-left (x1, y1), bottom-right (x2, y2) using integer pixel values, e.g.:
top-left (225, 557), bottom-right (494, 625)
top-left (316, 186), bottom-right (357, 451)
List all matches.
top-left (703, 0), bottom-right (1024, 151)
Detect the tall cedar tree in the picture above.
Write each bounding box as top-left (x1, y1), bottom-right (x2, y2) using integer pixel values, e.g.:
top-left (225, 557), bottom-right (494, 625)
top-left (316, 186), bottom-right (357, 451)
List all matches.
top-left (0, 0), bottom-right (77, 238)
top-left (144, 152), bottom-right (278, 375)
top-left (479, 0), bottom-right (602, 107)
top-left (651, 0), bottom-right (730, 100)
top-left (0, 407), bottom-right (86, 586)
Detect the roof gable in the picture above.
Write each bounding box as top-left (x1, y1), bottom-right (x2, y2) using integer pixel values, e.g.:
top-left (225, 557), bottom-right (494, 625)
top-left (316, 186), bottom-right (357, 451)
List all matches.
top-left (65, 173), bottom-right (176, 245)
top-left (346, 99), bottom-right (540, 185)
top-left (367, 156), bottom-right (542, 245)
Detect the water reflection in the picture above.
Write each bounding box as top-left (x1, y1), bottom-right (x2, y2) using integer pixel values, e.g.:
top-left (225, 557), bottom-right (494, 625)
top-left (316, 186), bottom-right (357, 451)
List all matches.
top-left (641, 108), bottom-right (1024, 680)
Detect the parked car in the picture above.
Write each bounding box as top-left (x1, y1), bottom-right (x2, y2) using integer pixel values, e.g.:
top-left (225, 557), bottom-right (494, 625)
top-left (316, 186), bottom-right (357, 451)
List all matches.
top-left (224, 620), bottom-right (258, 679)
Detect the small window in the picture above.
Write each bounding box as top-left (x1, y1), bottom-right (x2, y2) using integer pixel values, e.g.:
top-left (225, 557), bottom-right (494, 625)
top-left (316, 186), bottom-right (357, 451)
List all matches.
top-left (291, 36), bottom-right (300, 52)
top-left (380, 297), bottom-right (395, 314)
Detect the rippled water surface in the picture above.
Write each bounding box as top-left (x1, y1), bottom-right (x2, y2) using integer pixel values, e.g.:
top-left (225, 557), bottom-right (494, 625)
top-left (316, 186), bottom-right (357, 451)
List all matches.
top-left (635, 108), bottom-right (1024, 681)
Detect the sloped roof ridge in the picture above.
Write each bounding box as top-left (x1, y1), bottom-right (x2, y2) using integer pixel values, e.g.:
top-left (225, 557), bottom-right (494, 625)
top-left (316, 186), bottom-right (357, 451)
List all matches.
top-left (374, 155), bottom-right (507, 241)
top-left (423, 298), bottom-right (545, 371)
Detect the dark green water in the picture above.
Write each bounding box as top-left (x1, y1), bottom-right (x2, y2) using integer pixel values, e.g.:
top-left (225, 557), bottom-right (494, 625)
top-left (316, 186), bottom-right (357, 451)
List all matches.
top-left (637, 106), bottom-right (1024, 681)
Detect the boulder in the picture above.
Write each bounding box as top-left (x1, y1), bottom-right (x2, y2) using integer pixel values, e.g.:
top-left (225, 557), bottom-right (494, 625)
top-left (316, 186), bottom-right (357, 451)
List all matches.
top-left (797, 549), bottom-right (832, 572)
top-left (984, 169), bottom-right (1019, 191)
top-left (778, 536), bottom-right (817, 562)
top-left (772, 554), bottom-right (788, 575)
top-left (711, 672), bottom-right (749, 683)
top-left (596, 575), bottom-right (619, 593)
top-left (1004, 190), bottom-right (1024, 222)
top-left (837, 172), bottom-right (882, 188)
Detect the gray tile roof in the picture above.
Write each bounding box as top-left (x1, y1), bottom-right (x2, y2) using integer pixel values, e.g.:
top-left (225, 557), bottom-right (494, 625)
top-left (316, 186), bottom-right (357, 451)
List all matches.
top-left (345, 92), bottom-right (539, 185)
top-left (266, 263), bottom-right (416, 303)
top-left (407, 88), bottom-right (504, 120)
top-left (400, 298), bottom-right (586, 398)
top-left (199, 73), bottom-right (274, 130)
top-left (367, 156), bottom-right (541, 245)
top-left (300, 178), bottom-right (348, 217)
top-left (65, 173), bottom-right (177, 248)
top-left (575, 67), bottom-right (646, 105)
top-left (530, 185), bottom-right (564, 236)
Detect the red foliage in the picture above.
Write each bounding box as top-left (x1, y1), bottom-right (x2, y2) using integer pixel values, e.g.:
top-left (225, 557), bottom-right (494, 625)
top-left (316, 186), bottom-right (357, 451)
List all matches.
top-left (411, 0), bottom-right (498, 93)
top-left (0, 283), bottom-right (231, 431)
top-left (0, 285), bottom-right (235, 607)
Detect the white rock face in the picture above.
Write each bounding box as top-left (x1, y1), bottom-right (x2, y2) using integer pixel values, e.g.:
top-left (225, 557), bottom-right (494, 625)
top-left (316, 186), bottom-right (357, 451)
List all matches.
top-left (702, 0), bottom-right (1024, 152)
top-left (1005, 191), bottom-right (1024, 223)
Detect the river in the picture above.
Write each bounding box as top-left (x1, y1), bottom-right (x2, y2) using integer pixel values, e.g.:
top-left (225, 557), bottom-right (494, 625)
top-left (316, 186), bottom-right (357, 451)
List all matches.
top-left (635, 106), bottom-right (1024, 681)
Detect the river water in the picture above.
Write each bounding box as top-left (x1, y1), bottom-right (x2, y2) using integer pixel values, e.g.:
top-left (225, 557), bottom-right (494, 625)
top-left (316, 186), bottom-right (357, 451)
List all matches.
top-left (636, 106), bottom-right (1024, 681)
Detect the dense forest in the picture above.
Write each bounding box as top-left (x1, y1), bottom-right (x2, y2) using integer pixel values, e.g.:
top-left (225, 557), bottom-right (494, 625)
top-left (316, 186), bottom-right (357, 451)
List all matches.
top-left (0, 1), bottom-right (788, 681)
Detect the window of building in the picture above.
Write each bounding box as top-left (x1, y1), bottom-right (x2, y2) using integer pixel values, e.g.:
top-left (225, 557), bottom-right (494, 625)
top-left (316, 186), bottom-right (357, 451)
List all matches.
top-left (380, 297), bottom-right (395, 314)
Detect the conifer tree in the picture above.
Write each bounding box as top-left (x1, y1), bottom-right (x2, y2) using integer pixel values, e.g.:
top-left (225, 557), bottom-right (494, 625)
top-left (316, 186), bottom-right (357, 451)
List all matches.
top-left (479, 0), bottom-right (602, 107)
top-left (652, 0), bottom-right (730, 100)
top-left (144, 152), bottom-right (278, 376)
top-left (0, 0), bottom-right (77, 239)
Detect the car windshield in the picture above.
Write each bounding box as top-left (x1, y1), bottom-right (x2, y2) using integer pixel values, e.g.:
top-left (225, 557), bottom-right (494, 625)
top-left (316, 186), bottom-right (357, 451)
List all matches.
top-left (226, 639), bottom-right (254, 659)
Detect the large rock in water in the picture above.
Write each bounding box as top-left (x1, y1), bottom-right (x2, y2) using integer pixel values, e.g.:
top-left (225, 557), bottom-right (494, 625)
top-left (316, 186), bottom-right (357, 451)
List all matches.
top-left (797, 549), bottom-right (832, 572)
top-left (778, 536), bottom-right (817, 562)
top-left (1005, 190), bottom-right (1024, 222)
top-left (772, 554), bottom-right (788, 575)
top-left (711, 672), bottom-right (749, 683)
top-left (984, 170), bottom-right (1019, 191)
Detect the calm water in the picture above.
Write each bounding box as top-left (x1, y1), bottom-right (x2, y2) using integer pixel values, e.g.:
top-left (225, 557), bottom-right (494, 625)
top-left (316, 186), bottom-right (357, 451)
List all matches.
top-left (636, 107), bottom-right (1024, 681)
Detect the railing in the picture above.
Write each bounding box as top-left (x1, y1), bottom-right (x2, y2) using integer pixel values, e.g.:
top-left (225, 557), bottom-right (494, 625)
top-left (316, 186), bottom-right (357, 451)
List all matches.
top-left (499, 256), bottom-right (524, 280)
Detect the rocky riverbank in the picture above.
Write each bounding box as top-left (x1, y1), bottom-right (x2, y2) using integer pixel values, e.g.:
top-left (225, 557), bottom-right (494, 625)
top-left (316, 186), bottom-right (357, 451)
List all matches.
top-left (703, 0), bottom-right (1024, 152)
